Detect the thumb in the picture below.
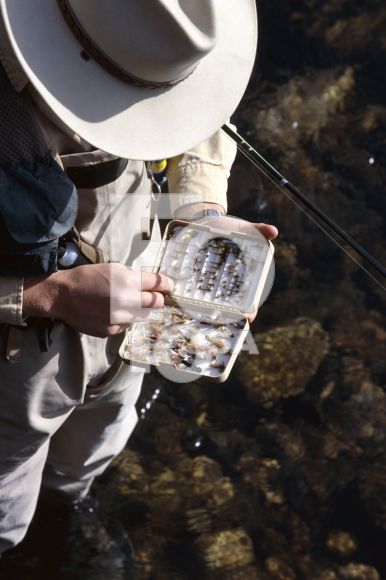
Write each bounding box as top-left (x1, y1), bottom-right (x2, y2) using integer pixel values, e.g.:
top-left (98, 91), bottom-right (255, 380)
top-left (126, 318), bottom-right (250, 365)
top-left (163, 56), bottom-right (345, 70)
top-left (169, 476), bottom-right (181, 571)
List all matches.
top-left (254, 223), bottom-right (279, 240)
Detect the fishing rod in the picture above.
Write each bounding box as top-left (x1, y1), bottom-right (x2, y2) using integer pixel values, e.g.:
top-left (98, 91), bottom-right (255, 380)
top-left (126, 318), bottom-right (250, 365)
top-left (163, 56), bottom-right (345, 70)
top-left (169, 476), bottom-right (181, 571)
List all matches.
top-left (222, 124), bottom-right (386, 288)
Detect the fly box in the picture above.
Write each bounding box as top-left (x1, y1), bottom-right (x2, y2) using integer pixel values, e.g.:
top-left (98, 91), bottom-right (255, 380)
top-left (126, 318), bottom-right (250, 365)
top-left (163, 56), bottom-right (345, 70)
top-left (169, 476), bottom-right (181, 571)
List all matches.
top-left (119, 216), bottom-right (274, 382)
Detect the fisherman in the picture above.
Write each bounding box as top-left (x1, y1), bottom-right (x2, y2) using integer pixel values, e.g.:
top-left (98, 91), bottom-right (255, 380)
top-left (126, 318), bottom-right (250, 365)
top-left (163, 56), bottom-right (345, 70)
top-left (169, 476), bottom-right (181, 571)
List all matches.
top-left (0, 0), bottom-right (277, 554)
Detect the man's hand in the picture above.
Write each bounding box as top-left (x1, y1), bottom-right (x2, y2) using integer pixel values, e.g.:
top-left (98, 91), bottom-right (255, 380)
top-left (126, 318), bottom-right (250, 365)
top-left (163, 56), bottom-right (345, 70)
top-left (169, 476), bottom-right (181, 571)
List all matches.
top-left (254, 222), bottom-right (278, 241)
top-left (23, 263), bottom-right (174, 338)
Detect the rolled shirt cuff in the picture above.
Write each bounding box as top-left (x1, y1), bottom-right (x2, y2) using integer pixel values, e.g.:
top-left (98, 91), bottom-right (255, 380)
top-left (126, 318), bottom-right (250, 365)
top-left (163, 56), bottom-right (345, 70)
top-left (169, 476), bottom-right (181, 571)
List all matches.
top-left (167, 162), bottom-right (229, 216)
top-left (167, 126), bottom-right (237, 216)
top-left (0, 277), bottom-right (25, 326)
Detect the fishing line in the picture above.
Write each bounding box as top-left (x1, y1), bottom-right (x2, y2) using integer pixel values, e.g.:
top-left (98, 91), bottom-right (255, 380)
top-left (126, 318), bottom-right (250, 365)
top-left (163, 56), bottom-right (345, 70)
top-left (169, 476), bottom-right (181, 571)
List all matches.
top-left (222, 124), bottom-right (386, 292)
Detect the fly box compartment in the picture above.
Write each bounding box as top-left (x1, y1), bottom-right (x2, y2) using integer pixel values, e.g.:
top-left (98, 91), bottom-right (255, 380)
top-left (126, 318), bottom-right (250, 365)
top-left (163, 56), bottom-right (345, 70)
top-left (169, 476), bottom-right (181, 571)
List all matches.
top-left (119, 217), bottom-right (274, 382)
top-left (120, 305), bottom-right (249, 383)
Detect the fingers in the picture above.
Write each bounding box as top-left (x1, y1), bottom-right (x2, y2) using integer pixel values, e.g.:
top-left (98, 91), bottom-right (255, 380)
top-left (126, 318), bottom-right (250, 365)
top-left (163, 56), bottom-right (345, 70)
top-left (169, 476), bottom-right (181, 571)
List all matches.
top-left (141, 291), bottom-right (165, 309)
top-left (141, 272), bottom-right (174, 294)
top-left (255, 223), bottom-right (279, 240)
top-left (246, 309), bottom-right (258, 323)
top-left (105, 324), bottom-right (130, 337)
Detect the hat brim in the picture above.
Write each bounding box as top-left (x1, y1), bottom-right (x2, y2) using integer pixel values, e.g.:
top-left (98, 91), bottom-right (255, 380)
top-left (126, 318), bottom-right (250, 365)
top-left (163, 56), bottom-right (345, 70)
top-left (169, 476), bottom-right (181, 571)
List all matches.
top-left (0, 0), bottom-right (257, 160)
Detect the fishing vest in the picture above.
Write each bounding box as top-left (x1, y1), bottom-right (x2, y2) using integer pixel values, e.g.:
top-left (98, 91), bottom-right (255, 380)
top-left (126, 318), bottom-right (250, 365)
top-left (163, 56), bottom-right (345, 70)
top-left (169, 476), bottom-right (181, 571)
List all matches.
top-left (0, 61), bottom-right (79, 276)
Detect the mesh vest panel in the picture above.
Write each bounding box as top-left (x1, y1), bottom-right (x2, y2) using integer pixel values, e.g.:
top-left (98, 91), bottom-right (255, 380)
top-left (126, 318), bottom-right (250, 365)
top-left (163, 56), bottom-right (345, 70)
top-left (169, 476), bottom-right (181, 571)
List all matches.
top-left (0, 62), bottom-right (48, 164)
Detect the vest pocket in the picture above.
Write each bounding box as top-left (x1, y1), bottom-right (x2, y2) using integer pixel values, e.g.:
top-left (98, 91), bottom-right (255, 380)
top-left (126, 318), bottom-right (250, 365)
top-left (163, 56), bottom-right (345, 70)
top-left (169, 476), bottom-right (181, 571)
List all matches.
top-left (0, 153), bottom-right (77, 276)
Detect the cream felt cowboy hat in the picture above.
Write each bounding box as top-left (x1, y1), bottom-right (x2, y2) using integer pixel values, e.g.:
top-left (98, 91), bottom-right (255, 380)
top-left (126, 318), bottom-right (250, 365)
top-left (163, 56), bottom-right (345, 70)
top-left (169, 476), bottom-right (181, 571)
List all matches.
top-left (0, 0), bottom-right (257, 160)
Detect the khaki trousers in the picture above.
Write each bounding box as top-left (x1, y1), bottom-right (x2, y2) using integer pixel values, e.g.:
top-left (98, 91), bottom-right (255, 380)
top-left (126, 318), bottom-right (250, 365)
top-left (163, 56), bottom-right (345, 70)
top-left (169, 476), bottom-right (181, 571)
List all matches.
top-left (0, 152), bottom-right (159, 553)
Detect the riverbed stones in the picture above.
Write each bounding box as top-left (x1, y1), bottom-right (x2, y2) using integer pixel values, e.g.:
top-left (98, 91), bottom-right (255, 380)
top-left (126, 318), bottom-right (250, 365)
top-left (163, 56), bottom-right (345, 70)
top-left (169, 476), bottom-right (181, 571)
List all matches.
top-left (236, 317), bottom-right (330, 408)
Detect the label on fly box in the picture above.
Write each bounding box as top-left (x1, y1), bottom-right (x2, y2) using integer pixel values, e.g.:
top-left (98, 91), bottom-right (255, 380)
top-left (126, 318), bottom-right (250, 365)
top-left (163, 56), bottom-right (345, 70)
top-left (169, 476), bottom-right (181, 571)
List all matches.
top-left (120, 217), bottom-right (275, 382)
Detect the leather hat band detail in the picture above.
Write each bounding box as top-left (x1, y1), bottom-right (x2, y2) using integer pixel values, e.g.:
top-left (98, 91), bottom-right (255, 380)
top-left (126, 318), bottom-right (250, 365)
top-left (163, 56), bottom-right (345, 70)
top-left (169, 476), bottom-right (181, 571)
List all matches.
top-left (57, 0), bottom-right (196, 89)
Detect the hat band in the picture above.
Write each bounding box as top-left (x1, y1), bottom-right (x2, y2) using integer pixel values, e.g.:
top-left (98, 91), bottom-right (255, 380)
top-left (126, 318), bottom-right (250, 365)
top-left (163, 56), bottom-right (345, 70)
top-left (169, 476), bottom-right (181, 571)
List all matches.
top-left (57, 0), bottom-right (196, 89)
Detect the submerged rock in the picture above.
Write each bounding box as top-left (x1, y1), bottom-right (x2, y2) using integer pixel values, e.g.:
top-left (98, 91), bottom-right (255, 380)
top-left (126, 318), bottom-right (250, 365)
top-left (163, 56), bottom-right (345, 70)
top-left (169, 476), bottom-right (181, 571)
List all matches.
top-left (326, 530), bottom-right (358, 556)
top-left (148, 455), bottom-right (234, 513)
top-left (337, 563), bottom-right (380, 580)
top-left (112, 449), bottom-right (149, 499)
top-left (195, 528), bottom-right (255, 570)
top-left (265, 556), bottom-right (296, 579)
top-left (252, 67), bottom-right (355, 153)
top-left (236, 317), bottom-right (330, 408)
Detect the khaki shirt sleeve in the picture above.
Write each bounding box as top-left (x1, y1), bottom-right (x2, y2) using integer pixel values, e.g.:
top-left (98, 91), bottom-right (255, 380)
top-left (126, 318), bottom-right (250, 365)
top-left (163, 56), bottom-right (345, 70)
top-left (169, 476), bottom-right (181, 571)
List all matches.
top-left (167, 126), bottom-right (237, 215)
top-left (0, 277), bottom-right (25, 326)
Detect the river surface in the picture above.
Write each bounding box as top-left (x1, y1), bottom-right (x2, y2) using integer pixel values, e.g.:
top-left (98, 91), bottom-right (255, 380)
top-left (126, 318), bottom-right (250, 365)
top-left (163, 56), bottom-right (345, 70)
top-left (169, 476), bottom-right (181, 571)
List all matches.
top-left (1, 1), bottom-right (385, 578)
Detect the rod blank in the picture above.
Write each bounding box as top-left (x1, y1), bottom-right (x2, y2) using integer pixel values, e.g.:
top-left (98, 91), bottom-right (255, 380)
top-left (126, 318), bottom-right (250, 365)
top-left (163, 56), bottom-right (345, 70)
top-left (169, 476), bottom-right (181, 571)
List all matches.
top-left (222, 124), bottom-right (386, 281)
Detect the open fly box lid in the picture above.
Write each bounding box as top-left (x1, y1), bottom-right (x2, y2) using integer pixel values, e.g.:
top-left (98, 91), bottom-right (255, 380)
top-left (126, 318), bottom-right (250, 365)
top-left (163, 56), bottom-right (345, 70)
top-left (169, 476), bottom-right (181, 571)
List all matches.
top-left (119, 217), bottom-right (274, 383)
top-left (154, 217), bottom-right (275, 317)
